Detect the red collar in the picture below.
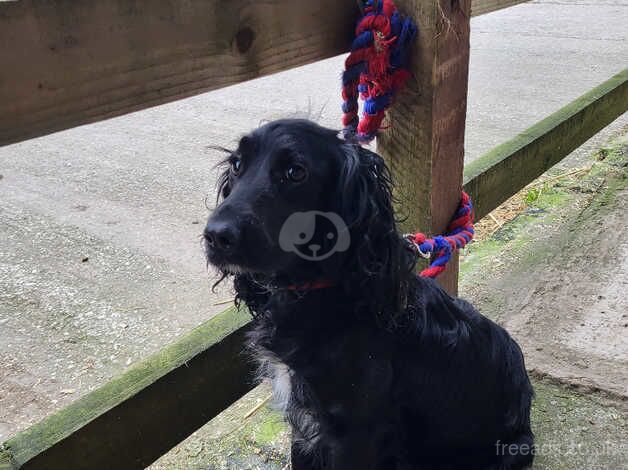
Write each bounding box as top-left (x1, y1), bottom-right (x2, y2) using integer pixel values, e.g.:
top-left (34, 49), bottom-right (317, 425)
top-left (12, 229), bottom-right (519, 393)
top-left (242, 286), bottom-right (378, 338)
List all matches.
top-left (284, 280), bottom-right (335, 291)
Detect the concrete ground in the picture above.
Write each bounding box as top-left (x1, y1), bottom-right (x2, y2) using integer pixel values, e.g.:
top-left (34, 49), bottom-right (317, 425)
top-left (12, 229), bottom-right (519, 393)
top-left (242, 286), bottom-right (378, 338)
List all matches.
top-left (0, 0), bottom-right (626, 463)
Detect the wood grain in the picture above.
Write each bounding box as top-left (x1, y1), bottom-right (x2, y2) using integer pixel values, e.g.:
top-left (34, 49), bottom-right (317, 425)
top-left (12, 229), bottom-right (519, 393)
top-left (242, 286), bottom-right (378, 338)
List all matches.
top-left (0, 0), bottom-right (523, 147)
top-left (378, 0), bottom-right (472, 294)
top-left (0, 0), bottom-right (358, 146)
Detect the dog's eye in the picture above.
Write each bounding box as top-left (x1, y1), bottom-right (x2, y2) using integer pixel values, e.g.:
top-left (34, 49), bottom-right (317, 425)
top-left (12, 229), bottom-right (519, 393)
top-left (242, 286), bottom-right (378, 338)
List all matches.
top-left (230, 157), bottom-right (242, 176)
top-left (285, 165), bottom-right (307, 183)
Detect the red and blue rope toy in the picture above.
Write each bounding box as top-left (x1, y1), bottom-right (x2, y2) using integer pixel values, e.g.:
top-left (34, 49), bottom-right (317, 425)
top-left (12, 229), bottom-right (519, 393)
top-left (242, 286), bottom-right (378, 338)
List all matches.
top-left (405, 192), bottom-right (475, 278)
top-left (342, 0), bottom-right (475, 278)
top-left (341, 0), bottom-right (417, 142)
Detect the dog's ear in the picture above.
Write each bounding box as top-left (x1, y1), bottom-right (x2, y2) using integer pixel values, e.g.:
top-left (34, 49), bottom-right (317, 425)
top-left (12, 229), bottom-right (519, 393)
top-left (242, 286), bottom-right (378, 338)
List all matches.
top-left (334, 144), bottom-right (415, 325)
top-left (336, 145), bottom-right (394, 232)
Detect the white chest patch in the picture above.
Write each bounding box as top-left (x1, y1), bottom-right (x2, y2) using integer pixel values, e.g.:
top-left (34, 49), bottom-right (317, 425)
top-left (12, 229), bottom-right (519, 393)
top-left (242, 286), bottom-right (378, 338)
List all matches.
top-left (261, 356), bottom-right (321, 454)
top-left (269, 362), bottom-right (292, 412)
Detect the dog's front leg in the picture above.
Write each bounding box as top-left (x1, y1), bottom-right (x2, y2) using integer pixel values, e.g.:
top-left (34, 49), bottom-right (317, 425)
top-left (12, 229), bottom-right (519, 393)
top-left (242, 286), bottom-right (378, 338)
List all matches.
top-left (328, 430), bottom-right (380, 470)
top-left (290, 437), bottom-right (323, 470)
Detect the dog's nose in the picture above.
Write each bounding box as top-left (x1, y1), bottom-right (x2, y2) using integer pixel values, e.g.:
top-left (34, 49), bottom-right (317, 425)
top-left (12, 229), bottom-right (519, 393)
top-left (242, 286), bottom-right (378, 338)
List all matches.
top-left (204, 221), bottom-right (239, 252)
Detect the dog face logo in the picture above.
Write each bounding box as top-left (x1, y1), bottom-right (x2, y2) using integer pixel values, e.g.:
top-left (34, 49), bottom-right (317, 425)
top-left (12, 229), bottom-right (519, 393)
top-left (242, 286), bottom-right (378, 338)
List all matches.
top-left (279, 211), bottom-right (350, 261)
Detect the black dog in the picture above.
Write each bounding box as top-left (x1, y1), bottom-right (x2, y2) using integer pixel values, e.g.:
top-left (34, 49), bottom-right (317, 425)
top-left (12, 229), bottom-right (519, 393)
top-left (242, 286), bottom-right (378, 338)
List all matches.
top-left (204, 119), bottom-right (534, 470)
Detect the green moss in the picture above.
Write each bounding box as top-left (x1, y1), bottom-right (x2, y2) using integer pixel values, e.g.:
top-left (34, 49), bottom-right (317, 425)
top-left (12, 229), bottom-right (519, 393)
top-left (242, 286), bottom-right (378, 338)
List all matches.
top-left (528, 188), bottom-right (570, 210)
top-left (530, 380), bottom-right (627, 470)
top-left (462, 131), bottom-right (627, 286)
top-left (0, 448), bottom-right (17, 470)
top-left (253, 416), bottom-right (286, 445)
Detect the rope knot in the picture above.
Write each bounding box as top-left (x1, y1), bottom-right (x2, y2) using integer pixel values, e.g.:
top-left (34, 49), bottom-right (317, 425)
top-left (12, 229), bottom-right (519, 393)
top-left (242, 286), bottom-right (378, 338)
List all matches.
top-left (406, 192), bottom-right (475, 278)
top-left (341, 0), bottom-right (417, 142)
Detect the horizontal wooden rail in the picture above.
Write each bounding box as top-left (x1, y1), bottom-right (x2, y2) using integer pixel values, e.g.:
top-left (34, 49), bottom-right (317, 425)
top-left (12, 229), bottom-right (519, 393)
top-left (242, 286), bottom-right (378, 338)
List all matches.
top-left (0, 0), bottom-right (524, 147)
top-left (0, 307), bottom-right (255, 470)
top-left (2, 69), bottom-right (625, 470)
top-left (0, 0), bottom-right (359, 147)
top-left (464, 68), bottom-right (628, 220)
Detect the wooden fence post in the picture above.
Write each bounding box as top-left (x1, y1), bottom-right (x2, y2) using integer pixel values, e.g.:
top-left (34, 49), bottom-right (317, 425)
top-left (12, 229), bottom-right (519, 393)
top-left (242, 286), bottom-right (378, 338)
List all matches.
top-left (378, 0), bottom-right (472, 294)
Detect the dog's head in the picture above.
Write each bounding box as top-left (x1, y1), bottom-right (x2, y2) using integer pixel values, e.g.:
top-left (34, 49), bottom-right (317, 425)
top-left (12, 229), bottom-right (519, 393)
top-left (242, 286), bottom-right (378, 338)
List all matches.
top-left (205, 119), bottom-right (414, 315)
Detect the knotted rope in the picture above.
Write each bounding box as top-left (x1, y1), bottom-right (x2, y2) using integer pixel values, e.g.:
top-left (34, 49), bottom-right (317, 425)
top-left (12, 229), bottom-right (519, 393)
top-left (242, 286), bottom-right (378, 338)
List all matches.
top-left (341, 0), bottom-right (417, 143)
top-left (342, 1), bottom-right (474, 278)
top-left (405, 192), bottom-right (475, 278)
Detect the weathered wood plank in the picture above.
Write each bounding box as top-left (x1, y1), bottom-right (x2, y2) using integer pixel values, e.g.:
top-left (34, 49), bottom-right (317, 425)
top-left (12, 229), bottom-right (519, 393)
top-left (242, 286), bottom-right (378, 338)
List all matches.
top-left (0, 0), bottom-right (359, 147)
top-left (471, 0), bottom-right (529, 16)
top-left (464, 68), bottom-right (628, 220)
top-left (0, 307), bottom-right (255, 470)
top-left (378, 0), bottom-right (472, 294)
top-left (0, 0), bottom-right (523, 147)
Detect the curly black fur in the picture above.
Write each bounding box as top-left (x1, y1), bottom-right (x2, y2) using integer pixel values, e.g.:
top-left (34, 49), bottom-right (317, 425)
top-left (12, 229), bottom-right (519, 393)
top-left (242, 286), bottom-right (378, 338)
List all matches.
top-left (204, 119), bottom-right (534, 470)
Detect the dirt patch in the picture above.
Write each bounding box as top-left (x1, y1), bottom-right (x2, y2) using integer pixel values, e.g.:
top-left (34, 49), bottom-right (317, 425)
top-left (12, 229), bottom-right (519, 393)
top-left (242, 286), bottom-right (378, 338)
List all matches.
top-left (461, 131), bottom-right (628, 398)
